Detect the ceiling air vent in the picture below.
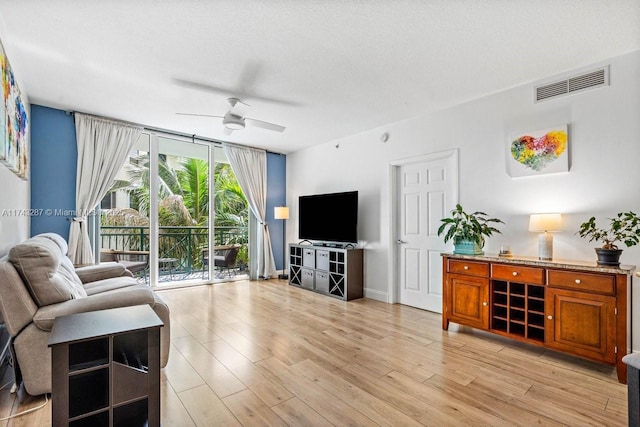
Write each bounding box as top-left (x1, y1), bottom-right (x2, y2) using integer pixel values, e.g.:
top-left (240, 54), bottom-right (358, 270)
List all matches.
top-left (534, 66), bottom-right (609, 103)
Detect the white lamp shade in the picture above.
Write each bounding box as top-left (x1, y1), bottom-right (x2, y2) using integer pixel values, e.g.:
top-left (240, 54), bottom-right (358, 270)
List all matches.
top-left (274, 206), bottom-right (290, 220)
top-left (529, 213), bottom-right (562, 232)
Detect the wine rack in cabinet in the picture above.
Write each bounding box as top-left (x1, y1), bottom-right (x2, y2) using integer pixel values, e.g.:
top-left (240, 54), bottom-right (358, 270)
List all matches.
top-left (442, 253), bottom-right (635, 384)
top-left (490, 263), bottom-right (546, 343)
top-left (288, 244), bottom-right (363, 300)
top-left (49, 305), bottom-right (163, 427)
top-left (491, 280), bottom-right (546, 343)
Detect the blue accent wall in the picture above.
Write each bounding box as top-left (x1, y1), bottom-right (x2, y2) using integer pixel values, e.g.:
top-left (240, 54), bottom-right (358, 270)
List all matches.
top-left (30, 105), bottom-right (77, 239)
top-left (266, 152), bottom-right (287, 271)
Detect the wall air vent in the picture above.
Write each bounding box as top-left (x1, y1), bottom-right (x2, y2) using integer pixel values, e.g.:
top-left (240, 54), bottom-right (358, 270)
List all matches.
top-left (534, 66), bottom-right (609, 103)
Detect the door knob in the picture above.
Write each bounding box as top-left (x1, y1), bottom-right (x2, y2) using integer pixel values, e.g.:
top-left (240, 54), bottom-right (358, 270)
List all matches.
top-left (482, 302), bottom-right (488, 306)
top-left (397, 239), bottom-right (408, 244)
top-left (547, 315), bottom-right (553, 320)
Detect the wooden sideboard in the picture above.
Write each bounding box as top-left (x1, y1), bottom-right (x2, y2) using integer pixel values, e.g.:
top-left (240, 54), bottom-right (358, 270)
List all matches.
top-left (442, 253), bottom-right (635, 383)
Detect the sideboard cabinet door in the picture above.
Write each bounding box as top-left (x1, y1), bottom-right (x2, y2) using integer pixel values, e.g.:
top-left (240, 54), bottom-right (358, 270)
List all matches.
top-left (447, 275), bottom-right (489, 330)
top-left (545, 288), bottom-right (616, 364)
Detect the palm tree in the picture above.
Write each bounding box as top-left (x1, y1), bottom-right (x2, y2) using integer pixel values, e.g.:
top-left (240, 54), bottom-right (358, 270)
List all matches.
top-left (214, 162), bottom-right (248, 224)
top-left (177, 158), bottom-right (208, 225)
top-left (109, 153), bottom-right (182, 218)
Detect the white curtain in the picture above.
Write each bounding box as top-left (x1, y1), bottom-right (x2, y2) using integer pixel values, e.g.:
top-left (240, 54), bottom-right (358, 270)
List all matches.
top-left (68, 114), bottom-right (142, 265)
top-left (223, 143), bottom-right (277, 278)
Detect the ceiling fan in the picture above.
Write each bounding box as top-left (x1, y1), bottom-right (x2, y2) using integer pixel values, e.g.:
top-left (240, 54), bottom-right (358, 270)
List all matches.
top-left (176, 97), bottom-right (286, 135)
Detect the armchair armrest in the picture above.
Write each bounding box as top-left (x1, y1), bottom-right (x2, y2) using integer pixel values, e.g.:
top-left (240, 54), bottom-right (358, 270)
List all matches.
top-left (34, 286), bottom-right (155, 331)
top-left (623, 353), bottom-right (640, 370)
top-left (75, 262), bottom-right (133, 283)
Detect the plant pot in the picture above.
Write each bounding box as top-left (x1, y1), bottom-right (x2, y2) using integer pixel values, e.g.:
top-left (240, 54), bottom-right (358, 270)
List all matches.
top-left (453, 240), bottom-right (484, 255)
top-left (594, 248), bottom-right (623, 266)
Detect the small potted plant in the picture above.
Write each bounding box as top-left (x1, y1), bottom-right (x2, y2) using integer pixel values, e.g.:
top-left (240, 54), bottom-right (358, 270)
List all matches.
top-left (437, 204), bottom-right (504, 255)
top-left (577, 211), bottom-right (640, 266)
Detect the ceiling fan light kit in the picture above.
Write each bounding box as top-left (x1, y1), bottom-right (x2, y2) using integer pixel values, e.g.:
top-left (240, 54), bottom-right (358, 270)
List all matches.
top-left (223, 113), bottom-right (245, 130)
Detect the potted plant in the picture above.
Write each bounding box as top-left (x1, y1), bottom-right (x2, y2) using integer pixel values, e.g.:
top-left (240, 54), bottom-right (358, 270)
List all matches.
top-left (577, 211), bottom-right (640, 266)
top-left (437, 204), bottom-right (504, 255)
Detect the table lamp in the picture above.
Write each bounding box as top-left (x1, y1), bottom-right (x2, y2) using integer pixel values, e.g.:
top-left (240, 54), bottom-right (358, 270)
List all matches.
top-left (529, 213), bottom-right (562, 260)
top-left (274, 206), bottom-right (289, 279)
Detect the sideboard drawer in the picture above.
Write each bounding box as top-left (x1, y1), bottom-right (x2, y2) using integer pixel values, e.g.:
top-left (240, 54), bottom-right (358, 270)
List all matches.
top-left (448, 260), bottom-right (489, 277)
top-left (547, 270), bottom-right (615, 295)
top-left (491, 264), bottom-right (544, 285)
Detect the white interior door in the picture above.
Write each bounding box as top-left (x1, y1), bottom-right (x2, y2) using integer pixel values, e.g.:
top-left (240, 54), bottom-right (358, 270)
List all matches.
top-left (397, 150), bottom-right (458, 312)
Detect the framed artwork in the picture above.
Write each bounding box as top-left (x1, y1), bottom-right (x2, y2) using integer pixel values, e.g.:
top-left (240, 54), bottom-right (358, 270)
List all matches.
top-left (0, 38), bottom-right (29, 180)
top-left (0, 41), bottom-right (7, 161)
top-left (506, 125), bottom-right (568, 178)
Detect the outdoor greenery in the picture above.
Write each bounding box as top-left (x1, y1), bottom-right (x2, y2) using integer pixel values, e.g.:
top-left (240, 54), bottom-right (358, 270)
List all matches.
top-left (101, 152), bottom-right (249, 269)
top-left (437, 204), bottom-right (504, 247)
top-left (577, 211), bottom-right (640, 250)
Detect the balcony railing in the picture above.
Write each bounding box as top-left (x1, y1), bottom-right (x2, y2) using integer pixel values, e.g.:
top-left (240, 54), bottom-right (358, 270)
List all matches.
top-left (100, 225), bottom-right (248, 278)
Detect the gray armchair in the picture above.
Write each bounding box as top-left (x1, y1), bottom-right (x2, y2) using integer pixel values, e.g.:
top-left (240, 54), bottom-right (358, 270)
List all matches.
top-left (623, 353), bottom-right (640, 426)
top-left (0, 233), bottom-right (170, 396)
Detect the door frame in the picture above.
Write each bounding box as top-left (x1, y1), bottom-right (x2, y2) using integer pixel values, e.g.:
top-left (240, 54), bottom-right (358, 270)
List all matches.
top-left (387, 149), bottom-right (459, 304)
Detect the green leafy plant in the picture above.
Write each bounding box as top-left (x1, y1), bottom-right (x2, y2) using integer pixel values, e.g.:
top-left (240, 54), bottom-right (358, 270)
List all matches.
top-left (437, 204), bottom-right (504, 247)
top-left (577, 211), bottom-right (640, 250)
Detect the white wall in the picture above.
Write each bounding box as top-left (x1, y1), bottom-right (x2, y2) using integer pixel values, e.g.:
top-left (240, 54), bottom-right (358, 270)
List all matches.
top-left (0, 18), bottom-right (30, 255)
top-left (288, 50), bottom-right (640, 346)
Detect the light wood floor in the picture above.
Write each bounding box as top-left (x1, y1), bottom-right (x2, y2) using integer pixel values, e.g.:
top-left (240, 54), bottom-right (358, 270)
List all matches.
top-left (0, 279), bottom-right (628, 426)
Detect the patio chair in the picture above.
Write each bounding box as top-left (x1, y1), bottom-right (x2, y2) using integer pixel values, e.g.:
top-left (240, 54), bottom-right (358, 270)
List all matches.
top-left (202, 244), bottom-right (241, 278)
top-left (100, 249), bottom-right (149, 283)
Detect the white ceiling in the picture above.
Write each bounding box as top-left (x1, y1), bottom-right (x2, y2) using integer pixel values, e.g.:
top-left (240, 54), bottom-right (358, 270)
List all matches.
top-left (0, 1), bottom-right (638, 154)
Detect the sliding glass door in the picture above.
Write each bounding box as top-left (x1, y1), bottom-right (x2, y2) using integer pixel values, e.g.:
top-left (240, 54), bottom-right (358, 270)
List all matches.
top-left (154, 136), bottom-right (210, 285)
top-left (100, 132), bottom-right (249, 287)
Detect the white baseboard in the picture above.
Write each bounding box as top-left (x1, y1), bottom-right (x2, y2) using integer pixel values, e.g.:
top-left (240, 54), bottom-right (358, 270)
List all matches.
top-left (364, 287), bottom-right (388, 302)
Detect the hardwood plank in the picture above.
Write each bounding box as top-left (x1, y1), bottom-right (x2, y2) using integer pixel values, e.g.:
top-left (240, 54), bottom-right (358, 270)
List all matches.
top-left (161, 379), bottom-right (196, 427)
top-left (221, 389), bottom-right (287, 426)
top-left (172, 336), bottom-right (246, 398)
top-left (336, 362), bottom-right (468, 426)
top-left (271, 397), bottom-right (333, 427)
top-left (380, 370), bottom-right (514, 426)
top-left (6, 387), bottom-right (50, 427)
top-left (321, 327), bottom-right (442, 382)
top-left (172, 313), bottom-right (221, 343)
top-left (257, 356), bottom-right (379, 426)
top-left (161, 342), bottom-right (205, 393)
top-left (292, 359), bottom-right (423, 427)
top-left (202, 339), bottom-right (294, 407)
top-left (178, 384), bottom-right (240, 427)
top-left (424, 373), bottom-right (565, 426)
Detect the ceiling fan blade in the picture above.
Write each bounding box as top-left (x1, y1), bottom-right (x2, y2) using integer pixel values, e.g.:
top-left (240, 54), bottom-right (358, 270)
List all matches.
top-left (176, 113), bottom-right (225, 119)
top-left (172, 78), bottom-right (237, 96)
top-left (173, 77), bottom-right (302, 107)
top-left (228, 98), bottom-right (251, 118)
top-left (245, 117), bottom-right (286, 133)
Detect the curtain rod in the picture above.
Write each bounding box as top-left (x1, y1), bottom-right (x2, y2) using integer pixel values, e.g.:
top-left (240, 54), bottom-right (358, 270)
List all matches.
top-left (67, 110), bottom-right (285, 155)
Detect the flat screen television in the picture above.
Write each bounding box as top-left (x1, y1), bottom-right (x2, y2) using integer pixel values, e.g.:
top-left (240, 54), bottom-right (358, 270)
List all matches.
top-left (298, 191), bottom-right (358, 244)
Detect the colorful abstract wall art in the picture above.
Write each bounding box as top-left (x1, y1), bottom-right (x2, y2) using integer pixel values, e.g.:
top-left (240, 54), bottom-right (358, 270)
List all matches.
top-left (0, 38), bottom-right (29, 180)
top-left (506, 125), bottom-right (568, 178)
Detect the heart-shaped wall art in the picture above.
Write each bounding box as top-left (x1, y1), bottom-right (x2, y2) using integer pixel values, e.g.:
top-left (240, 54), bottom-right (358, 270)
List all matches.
top-left (510, 129), bottom-right (567, 171)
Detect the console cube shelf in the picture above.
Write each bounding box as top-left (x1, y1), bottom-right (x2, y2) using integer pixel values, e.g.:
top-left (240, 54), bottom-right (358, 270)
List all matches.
top-left (49, 305), bottom-right (163, 427)
top-left (289, 244), bottom-right (363, 300)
